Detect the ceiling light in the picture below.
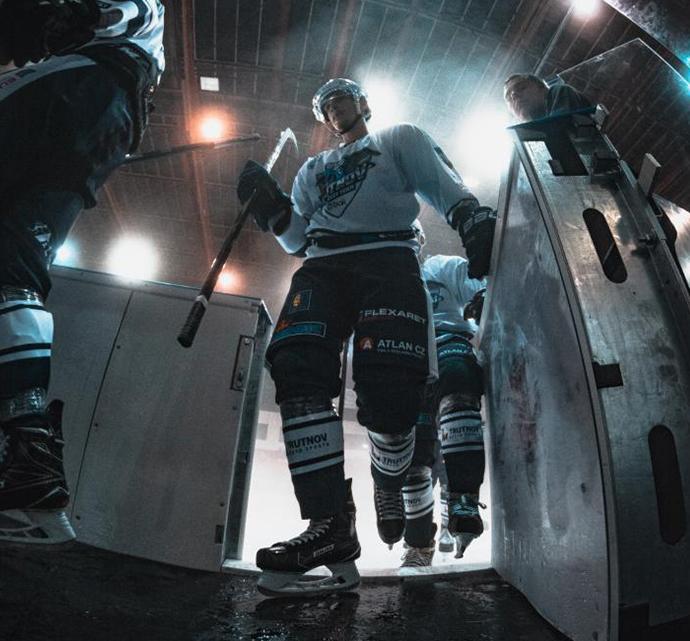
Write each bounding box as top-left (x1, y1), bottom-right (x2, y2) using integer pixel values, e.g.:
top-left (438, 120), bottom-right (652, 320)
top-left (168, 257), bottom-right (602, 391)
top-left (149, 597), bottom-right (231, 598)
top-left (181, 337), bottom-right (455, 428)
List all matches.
top-left (54, 242), bottom-right (75, 265)
top-left (106, 237), bottom-right (158, 281)
top-left (200, 76), bottom-right (219, 92)
top-left (452, 108), bottom-right (512, 186)
top-left (572, 0), bottom-right (599, 17)
top-left (217, 270), bottom-right (237, 291)
top-left (199, 115), bottom-right (227, 141)
top-left (362, 78), bottom-right (406, 131)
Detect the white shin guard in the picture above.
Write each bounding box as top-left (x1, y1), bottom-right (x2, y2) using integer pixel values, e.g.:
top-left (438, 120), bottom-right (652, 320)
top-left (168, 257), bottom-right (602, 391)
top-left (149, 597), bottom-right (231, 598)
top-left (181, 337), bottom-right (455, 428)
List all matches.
top-left (367, 429), bottom-right (415, 481)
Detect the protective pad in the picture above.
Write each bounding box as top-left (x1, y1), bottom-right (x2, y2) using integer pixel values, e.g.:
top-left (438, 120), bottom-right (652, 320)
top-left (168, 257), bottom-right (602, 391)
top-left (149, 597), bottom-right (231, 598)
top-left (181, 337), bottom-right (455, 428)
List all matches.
top-left (368, 429), bottom-right (415, 481)
top-left (403, 466), bottom-right (434, 520)
top-left (283, 409), bottom-right (344, 477)
top-left (0, 298), bottom-right (53, 366)
top-left (440, 407), bottom-right (483, 456)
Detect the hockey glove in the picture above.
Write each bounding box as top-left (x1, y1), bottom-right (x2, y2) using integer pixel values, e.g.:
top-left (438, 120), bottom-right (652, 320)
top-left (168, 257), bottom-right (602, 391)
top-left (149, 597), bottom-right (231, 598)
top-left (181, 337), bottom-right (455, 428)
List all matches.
top-left (0, 0), bottom-right (100, 67)
top-left (463, 288), bottom-right (486, 324)
top-left (237, 160), bottom-right (292, 234)
top-left (449, 200), bottom-right (497, 279)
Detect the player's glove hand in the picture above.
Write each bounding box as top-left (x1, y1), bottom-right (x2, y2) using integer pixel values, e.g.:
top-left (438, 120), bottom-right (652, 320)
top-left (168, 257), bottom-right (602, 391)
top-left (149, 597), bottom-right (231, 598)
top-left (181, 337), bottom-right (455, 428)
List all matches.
top-left (0, 0), bottom-right (100, 67)
top-left (237, 160), bottom-right (292, 233)
top-left (449, 199), bottom-right (497, 279)
top-left (463, 288), bottom-right (486, 324)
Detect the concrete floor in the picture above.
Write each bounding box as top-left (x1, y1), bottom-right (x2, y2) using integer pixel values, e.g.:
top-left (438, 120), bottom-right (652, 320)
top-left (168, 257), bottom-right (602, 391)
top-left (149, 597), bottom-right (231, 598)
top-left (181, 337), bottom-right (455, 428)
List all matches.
top-left (1, 542), bottom-right (687, 641)
top-left (0, 541), bottom-right (570, 641)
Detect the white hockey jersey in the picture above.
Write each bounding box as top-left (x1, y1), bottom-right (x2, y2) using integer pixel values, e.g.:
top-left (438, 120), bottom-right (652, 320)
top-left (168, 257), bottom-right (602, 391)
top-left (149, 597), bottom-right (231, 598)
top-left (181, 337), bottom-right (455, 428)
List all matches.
top-left (421, 254), bottom-right (486, 336)
top-left (276, 123), bottom-right (476, 257)
top-left (77, 0), bottom-right (165, 78)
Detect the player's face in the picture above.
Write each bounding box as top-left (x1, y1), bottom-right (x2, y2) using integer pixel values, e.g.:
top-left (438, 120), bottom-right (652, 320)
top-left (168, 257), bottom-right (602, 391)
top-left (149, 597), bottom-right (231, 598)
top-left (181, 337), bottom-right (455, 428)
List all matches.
top-left (504, 78), bottom-right (546, 122)
top-left (323, 93), bottom-right (360, 132)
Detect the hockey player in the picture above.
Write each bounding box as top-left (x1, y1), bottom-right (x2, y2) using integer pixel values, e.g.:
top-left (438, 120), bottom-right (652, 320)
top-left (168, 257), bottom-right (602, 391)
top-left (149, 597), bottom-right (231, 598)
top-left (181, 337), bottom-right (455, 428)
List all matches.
top-left (236, 77), bottom-right (496, 596)
top-left (503, 73), bottom-right (592, 123)
top-left (399, 245), bottom-right (488, 568)
top-left (0, 0), bottom-right (165, 543)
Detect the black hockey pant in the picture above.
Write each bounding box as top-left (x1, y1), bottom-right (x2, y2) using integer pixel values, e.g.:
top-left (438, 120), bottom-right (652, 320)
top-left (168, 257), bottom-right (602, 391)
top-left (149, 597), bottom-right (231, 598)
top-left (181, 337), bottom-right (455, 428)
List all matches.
top-left (267, 247), bottom-right (434, 518)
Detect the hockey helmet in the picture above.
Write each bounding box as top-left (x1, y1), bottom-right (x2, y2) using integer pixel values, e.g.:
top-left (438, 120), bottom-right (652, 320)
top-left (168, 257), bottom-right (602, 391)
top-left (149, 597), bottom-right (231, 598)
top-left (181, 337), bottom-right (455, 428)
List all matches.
top-left (412, 219), bottom-right (426, 252)
top-left (312, 78), bottom-right (371, 123)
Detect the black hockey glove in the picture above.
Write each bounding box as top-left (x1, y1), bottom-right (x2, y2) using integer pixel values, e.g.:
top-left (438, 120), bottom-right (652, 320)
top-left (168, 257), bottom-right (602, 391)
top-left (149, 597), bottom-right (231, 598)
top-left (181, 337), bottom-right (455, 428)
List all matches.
top-left (237, 160), bottom-right (292, 234)
top-left (0, 0), bottom-right (100, 67)
top-left (463, 288), bottom-right (486, 324)
top-left (449, 200), bottom-right (497, 279)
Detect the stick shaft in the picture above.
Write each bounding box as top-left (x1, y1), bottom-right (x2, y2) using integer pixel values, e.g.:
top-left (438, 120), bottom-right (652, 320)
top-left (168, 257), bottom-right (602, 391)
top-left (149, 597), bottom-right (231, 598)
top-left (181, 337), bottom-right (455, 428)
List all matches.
top-left (177, 192), bottom-right (256, 347)
top-left (124, 134), bottom-right (261, 165)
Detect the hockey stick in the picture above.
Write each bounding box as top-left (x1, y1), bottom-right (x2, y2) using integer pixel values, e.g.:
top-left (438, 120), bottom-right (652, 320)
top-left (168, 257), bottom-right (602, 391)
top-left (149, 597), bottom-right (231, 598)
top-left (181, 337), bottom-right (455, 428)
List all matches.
top-left (177, 128), bottom-right (298, 348)
top-left (123, 134), bottom-right (261, 165)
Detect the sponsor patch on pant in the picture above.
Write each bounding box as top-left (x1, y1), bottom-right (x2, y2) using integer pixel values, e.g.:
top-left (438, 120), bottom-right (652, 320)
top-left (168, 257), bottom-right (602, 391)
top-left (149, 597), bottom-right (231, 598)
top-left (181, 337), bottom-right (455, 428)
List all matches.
top-left (288, 289), bottom-right (312, 314)
top-left (272, 321), bottom-right (327, 343)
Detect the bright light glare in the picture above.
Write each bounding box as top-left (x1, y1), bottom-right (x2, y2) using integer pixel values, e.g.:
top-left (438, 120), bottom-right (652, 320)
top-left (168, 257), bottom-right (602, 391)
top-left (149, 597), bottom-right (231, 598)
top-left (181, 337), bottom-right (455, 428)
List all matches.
top-left (106, 237), bottom-right (158, 281)
top-left (54, 242), bottom-right (74, 265)
top-left (462, 175), bottom-right (480, 190)
top-left (572, 0), bottom-right (599, 17)
top-left (452, 109), bottom-right (512, 189)
top-left (363, 78), bottom-right (406, 131)
top-left (217, 270), bottom-right (237, 290)
top-left (199, 115), bottom-right (225, 141)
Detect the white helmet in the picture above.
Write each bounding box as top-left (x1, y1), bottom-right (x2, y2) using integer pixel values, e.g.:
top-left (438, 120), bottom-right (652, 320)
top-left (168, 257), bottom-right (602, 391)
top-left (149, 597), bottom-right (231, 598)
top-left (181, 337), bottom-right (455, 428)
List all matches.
top-left (312, 78), bottom-right (371, 123)
top-left (412, 219), bottom-right (426, 253)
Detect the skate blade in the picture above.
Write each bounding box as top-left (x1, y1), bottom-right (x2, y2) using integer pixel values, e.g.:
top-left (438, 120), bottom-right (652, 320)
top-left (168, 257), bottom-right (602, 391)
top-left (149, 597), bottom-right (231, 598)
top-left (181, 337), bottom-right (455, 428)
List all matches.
top-left (0, 509), bottom-right (76, 544)
top-left (257, 561), bottom-right (360, 598)
top-left (453, 532), bottom-right (478, 559)
top-left (399, 565), bottom-right (436, 577)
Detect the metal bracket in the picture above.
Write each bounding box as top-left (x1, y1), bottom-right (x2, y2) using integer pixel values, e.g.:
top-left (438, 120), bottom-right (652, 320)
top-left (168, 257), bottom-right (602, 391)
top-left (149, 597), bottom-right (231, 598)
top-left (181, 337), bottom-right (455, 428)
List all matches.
top-left (231, 336), bottom-right (255, 391)
top-left (637, 153), bottom-right (661, 197)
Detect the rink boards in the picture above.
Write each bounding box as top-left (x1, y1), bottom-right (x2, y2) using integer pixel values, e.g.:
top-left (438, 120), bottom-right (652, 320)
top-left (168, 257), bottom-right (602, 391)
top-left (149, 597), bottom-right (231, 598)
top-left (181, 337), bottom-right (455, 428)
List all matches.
top-left (479, 112), bottom-right (690, 641)
top-left (47, 267), bottom-right (270, 571)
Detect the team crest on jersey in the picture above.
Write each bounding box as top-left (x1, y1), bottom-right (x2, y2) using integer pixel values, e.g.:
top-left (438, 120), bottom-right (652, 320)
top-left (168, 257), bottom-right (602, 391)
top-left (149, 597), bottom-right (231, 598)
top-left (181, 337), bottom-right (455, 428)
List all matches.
top-left (316, 147), bottom-right (380, 218)
top-left (426, 281), bottom-right (446, 309)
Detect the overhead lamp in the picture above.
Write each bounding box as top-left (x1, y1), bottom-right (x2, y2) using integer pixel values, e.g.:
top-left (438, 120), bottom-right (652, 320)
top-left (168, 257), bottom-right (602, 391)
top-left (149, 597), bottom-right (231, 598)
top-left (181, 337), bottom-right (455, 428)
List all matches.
top-left (362, 77), bottom-right (406, 131)
top-left (572, 0), bottom-right (599, 17)
top-left (200, 76), bottom-right (220, 92)
top-left (199, 115), bottom-right (226, 142)
top-left (54, 242), bottom-right (75, 265)
top-left (452, 108), bottom-right (512, 188)
top-left (106, 237), bottom-right (158, 281)
top-left (217, 270), bottom-right (238, 291)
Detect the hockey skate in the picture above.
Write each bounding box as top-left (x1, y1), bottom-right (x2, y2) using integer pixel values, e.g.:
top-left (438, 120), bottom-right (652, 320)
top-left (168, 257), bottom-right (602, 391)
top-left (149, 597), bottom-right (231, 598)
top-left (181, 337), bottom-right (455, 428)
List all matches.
top-left (0, 400), bottom-right (76, 544)
top-left (399, 523), bottom-right (436, 575)
top-left (373, 485), bottom-right (404, 549)
top-left (448, 492), bottom-right (486, 558)
top-left (255, 479), bottom-right (361, 597)
top-left (438, 485), bottom-right (454, 553)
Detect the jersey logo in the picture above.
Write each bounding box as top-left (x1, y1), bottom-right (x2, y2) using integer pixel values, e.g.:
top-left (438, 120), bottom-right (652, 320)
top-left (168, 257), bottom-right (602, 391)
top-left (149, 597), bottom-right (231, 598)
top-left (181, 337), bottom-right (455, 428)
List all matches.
top-left (426, 281), bottom-right (446, 309)
top-left (316, 147), bottom-right (380, 218)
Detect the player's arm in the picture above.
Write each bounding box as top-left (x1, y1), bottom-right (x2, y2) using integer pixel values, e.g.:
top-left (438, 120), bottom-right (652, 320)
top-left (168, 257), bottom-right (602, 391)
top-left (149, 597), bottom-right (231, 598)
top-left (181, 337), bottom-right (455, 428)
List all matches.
top-left (394, 124), bottom-right (496, 279)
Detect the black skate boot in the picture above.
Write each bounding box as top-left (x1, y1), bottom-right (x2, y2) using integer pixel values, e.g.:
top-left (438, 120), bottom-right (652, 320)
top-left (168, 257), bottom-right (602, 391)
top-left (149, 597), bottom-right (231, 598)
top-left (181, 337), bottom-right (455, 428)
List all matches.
top-left (374, 485), bottom-right (404, 549)
top-left (448, 492), bottom-right (486, 558)
top-left (256, 479), bottom-right (361, 597)
top-left (0, 400), bottom-right (75, 543)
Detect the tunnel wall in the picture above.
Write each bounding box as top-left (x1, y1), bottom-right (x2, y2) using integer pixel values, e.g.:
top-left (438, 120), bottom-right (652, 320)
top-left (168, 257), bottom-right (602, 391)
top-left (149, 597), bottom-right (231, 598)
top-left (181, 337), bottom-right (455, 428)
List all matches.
top-left (47, 267), bottom-right (270, 571)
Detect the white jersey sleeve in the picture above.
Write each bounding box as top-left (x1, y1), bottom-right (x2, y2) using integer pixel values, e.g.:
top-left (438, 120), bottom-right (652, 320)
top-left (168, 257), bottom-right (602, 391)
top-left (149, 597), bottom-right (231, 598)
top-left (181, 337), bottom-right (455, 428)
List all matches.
top-left (421, 254), bottom-right (486, 335)
top-left (80, 0), bottom-right (165, 77)
top-left (392, 124), bottom-right (476, 224)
